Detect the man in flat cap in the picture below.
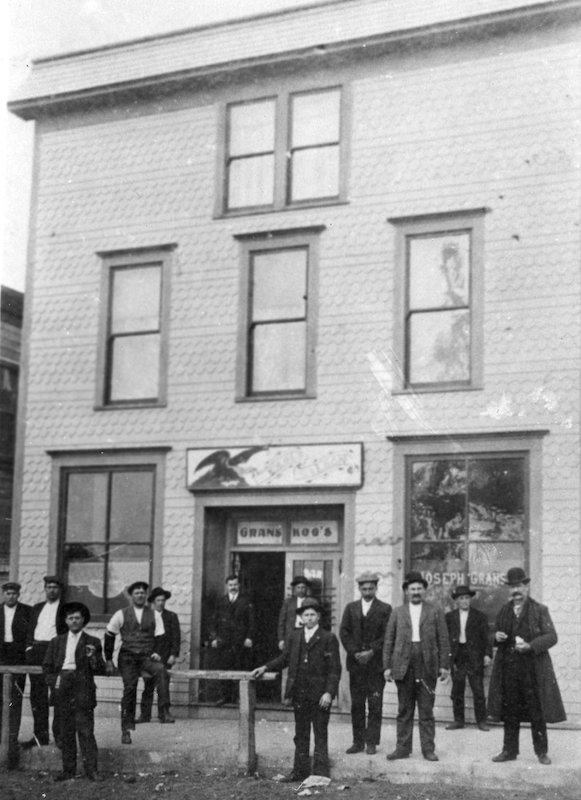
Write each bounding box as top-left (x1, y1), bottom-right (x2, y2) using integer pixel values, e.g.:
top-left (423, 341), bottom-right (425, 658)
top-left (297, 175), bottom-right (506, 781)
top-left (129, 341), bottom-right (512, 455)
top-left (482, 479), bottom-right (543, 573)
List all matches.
top-left (340, 572), bottom-right (392, 755)
top-left (278, 575), bottom-right (312, 651)
top-left (1, 581), bottom-right (31, 767)
top-left (487, 567), bottom-right (565, 765)
top-left (445, 585), bottom-right (492, 731)
top-left (104, 581), bottom-right (172, 743)
top-left (383, 571), bottom-right (449, 762)
top-left (23, 575), bottom-right (68, 748)
top-left (137, 587), bottom-right (180, 724)
top-left (253, 598), bottom-right (341, 782)
top-left (43, 602), bottom-right (106, 782)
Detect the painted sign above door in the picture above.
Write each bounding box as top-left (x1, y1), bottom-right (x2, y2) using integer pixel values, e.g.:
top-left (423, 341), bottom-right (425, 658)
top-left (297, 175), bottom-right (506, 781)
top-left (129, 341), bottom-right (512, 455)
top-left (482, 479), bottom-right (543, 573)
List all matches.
top-left (187, 443), bottom-right (363, 490)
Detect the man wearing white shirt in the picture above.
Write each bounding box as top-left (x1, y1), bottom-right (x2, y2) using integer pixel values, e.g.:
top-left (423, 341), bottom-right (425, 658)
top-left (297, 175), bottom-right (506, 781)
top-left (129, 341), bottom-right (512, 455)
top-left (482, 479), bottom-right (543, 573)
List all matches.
top-left (1, 581), bottom-right (31, 767)
top-left (104, 581), bottom-right (172, 744)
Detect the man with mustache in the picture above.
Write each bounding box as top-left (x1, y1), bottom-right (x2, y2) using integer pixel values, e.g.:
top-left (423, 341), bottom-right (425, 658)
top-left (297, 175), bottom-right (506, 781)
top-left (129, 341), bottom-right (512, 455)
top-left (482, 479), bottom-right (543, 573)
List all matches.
top-left (487, 567), bottom-right (566, 764)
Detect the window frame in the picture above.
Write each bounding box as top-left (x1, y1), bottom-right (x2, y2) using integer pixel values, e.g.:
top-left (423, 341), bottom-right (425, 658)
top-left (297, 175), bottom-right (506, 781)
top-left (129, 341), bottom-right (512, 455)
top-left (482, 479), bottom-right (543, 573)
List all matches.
top-left (95, 246), bottom-right (175, 410)
top-left (48, 448), bottom-right (169, 623)
top-left (217, 84), bottom-right (349, 217)
top-left (234, 227), bottom-right (323, 401)
top-left (390, 209), bottom-right (487, 393)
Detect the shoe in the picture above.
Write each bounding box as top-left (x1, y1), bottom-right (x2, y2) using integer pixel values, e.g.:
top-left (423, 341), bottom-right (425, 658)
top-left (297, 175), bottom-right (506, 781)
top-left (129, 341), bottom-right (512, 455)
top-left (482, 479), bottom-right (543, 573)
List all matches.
top-left (53, 772), bottom-right (75, 782)
top-left (345, 744), bottom-right (364, 754)
top-left (279, 773), bottom-right (306, 783)
top-left (477, 722), bottom-right (490, 731)
top-left (423, 752), bottom-right (439, 762)
top-left (135, 716), bottom-right (151, 724)
top-left (492, 751), bottom-right (517, 762)
top-left (86, 772), bottom-right (105, 781)
top-left (121, 731), bottom-right (132, 745)
top-left (386, 750), bottom-right (410, 760)
top-left (446, 722), bottom-right (465, 730)
top-left (159, 712), bottom-right (175, 724)
top-left (366, 744), bottom-right (377, 755)
top-left (537, 754), bottom-right (552, 765)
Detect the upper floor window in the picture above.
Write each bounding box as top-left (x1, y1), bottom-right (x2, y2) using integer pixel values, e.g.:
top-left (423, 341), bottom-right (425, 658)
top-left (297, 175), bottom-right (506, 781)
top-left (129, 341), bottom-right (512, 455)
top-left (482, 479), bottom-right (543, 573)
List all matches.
top-left (221, 86), bottom-right (346, 215)
top-left (235, 228), bottom-right (322, 400)
top-left (390, 209), bottom-right (487, 392)
top-left (96, 247), bottom-right (174, 408)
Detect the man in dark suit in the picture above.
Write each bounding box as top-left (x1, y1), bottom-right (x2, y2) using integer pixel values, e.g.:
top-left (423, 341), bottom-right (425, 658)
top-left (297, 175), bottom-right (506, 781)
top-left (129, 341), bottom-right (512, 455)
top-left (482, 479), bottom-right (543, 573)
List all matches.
top-left (277, 576), bottom-right (312, 650)
top-left (445, 584), bottom-right (492, 731)
top-left (383, 571), bottom-right (450, 762)
top-left (0, 581), bottom-right (31, 768)
top-left (23, 575), bottom-right (68, 748)
top-left (209, 574), bottom-right (255, 706)
top-left (43, 602), bottom-right (106, 782)
top-left (137, 586), bottom-right (181, 723)
top-left (253, 598), bottom-right (341, 782)
top-left (340, 572), bottom-right (392, 755)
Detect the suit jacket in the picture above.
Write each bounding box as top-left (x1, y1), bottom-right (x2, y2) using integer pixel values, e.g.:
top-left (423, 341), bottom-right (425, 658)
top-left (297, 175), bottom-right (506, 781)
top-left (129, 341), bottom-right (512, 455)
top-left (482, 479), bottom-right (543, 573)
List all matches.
top-left (211, 593), bottom-right (255, 650)
top-left (383, 601), bottom-right (450, 682)
top-left (446, 606), bottom-right (492, 673)
top-left (0, 602), bottom-right (31, 662)
top-left (26, 600), bottom-right (68, 647)
top-left (43, 630), bottom-right (106, 710)
top-left (266, 627), bottom-right (341, 703)
top-left (340, 598), bottom-right (392, 673)
top-left (154, 608), bottom-right (181, 664)
top-left (277, 596), bottom-right (305, 643)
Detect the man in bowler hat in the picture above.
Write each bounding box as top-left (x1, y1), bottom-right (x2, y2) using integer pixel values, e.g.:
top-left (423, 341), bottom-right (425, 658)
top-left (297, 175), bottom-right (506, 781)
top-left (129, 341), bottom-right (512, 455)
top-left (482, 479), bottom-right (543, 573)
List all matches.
top-left (445, 584), bottom-right (492, 731)
top-left (137, 586), bottom-right (181, 723)
top-left (0, 581), bottom-right (31, 768)
top-left (383, 571), bottom-right (449, 762)
top-left (278, 575), bottom-right (312, 650)
top-left (487, 567), bottom-right (565, 764)
top-left (43, 602), bottom-right (106, 781)
top-left (340, 572), bottom-right (391, 755)
top-left (253, 598), bottom-right (341, 782)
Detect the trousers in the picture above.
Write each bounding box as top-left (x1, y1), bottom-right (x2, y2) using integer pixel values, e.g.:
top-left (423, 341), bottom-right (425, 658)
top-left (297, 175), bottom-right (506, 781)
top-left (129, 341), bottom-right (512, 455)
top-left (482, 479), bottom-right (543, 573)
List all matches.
top-left (118, 650), bottom-right (169, 731)
top-left (450, 645), bottom-right (486, 723)
top-left (501, 651), bottom-right (548, 756)
top-left (292, 693), bottom-right (331, 778)
top-left (27, 640), bottom-right (61, 744)
top-left (56, 671), bottom-right (98, 777)
top-left (348, 668), bottom-right (385, 746)
top-left (394, 642), bottom-right (437, 755)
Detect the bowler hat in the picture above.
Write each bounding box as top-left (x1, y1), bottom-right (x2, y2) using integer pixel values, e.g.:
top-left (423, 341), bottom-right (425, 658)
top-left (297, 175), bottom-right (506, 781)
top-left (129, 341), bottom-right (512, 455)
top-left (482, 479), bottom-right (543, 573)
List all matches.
top-left (296, 598), bottom-right (324, 616)
top-left (452, 584), bottom-right (476, 599)
top-left (402, 570), bottom-right (428, 590)
top-left (504, 567), bottom-right (530, 586)
top-left (44, 575), bottom-right (64, 587)
top-left (62, 602), bottom-right (91, 625)
top-left (291, 575), bottom-right (312, 587)
top-left (356, 571), bottom-right (379, 584)
top-left (127, 580), bottom-right (149, 595)
top-left (148, 586), bottom-right (172, 603)
top-left (2, 581), bottom-right (21, 592)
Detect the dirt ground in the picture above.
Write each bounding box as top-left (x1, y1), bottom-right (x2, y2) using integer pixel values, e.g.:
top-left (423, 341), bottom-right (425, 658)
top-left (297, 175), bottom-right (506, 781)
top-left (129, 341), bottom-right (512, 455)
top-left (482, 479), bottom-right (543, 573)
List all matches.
top-left (2, 768), bottom-right (580, 800)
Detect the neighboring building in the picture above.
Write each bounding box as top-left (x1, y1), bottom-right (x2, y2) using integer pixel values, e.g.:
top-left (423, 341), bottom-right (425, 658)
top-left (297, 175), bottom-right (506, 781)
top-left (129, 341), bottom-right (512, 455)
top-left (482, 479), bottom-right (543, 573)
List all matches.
top-left (0, 286), bottom-right (23, 583)
top-left (8, 0), bottom-right (581, 721)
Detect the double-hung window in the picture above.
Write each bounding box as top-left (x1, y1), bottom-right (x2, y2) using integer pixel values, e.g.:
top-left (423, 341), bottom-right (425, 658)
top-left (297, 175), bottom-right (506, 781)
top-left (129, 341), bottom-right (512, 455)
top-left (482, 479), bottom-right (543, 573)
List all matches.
top-left (235, 228), bottom-right (322, 399)
top-left (391, 210), bottom-right (486, 391)
top-left (222, 86), bottom-right (345, 214)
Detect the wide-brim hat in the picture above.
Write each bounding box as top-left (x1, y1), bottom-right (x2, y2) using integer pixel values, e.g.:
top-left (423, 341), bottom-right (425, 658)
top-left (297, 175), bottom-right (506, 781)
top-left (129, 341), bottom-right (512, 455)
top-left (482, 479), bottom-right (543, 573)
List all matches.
top-left (356, 571), bottom-right (379, 584)
top-left (452, 584), bottom-right (476, 599)
top-left (127, 581), bottom-right (149, 595)
top-left (44, 575), bottom-right (64, 587)
top-left (504, 567), bottom-right (530, 586)
top-left (291, 575), bottom-right (312, 587)
top-left (402, 570), bottom-right (428, 590)
top-left (296, 598), bottom-right (324, 616)
top-left (148, 586), bottom-right (172, 603)
top-left (62, 602), bottom-right (91, 625)
top-left (2, 581), bottom-right (21, 592)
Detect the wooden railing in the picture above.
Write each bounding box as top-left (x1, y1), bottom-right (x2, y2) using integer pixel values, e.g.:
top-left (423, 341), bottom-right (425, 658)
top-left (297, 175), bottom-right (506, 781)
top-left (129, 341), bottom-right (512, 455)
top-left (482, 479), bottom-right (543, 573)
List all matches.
top-left (0, 666), bottom-right (276, 772)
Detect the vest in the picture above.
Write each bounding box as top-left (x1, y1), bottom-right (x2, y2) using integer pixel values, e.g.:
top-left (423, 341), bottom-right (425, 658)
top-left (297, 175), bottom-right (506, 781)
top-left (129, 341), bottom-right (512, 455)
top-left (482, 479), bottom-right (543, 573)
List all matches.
top-left (119, 605), bottom-right (156, 655)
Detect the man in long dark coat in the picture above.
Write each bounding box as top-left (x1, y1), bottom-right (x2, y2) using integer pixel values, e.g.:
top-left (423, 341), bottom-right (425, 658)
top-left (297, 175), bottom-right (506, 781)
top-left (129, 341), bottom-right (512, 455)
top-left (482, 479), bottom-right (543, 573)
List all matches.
top-left (487, 567), bottom-right (566, 764)
top-left (340, 572), bottom-right (391, 755)
top-left (277, 576), bottom-right (312, 650)
top-left (0, 581), bottom-right (31, 768)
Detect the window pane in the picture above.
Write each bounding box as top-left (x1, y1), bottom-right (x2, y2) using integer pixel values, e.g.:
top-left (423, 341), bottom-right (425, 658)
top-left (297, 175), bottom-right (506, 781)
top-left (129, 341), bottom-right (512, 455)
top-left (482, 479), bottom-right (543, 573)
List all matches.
top-left (63, 543), bottom-right (107, 615)
top-left (409, 309), bottom-right (470, 384)
top-left (410, 540), bottom-right (467, 608)
top-left (468, 458), bottom-right (525, 541)
top-left (65, 472), bottom-right (108, 543)
top-left (107, 544), bottom-right (152, 613)
top-left (252, 250), bottom-right (307, 321)
top-left (251, 321), bottom-right (306, 393)
top-left (110, 333), bottom-right (160, 401)
top-left (410, 460), bottom-right (466, 541)
top-left (228, 155), bottom-right (274, 208)
top-left (291, 145), bottom-right (339, 201)
top-left (111, 265), bottom-right (161, 334)
top-left (409, 233), bottom-right (470, 309)
top-left (229, 99), bottom-right (275, 156)
top-left (291, 90), bottom-right (340, 147)
top-left (468, 540), bottom-right (525, 622)
top-left (109, 470), bottom-right (154, 542)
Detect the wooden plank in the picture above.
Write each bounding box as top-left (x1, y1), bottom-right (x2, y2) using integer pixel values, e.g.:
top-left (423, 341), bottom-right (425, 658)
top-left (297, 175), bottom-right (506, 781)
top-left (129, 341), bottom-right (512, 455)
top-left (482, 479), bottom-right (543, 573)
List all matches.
top-left (238, 679), bottom-right (256, 773)
top-left (0, 673), bottom-right (11, 766)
